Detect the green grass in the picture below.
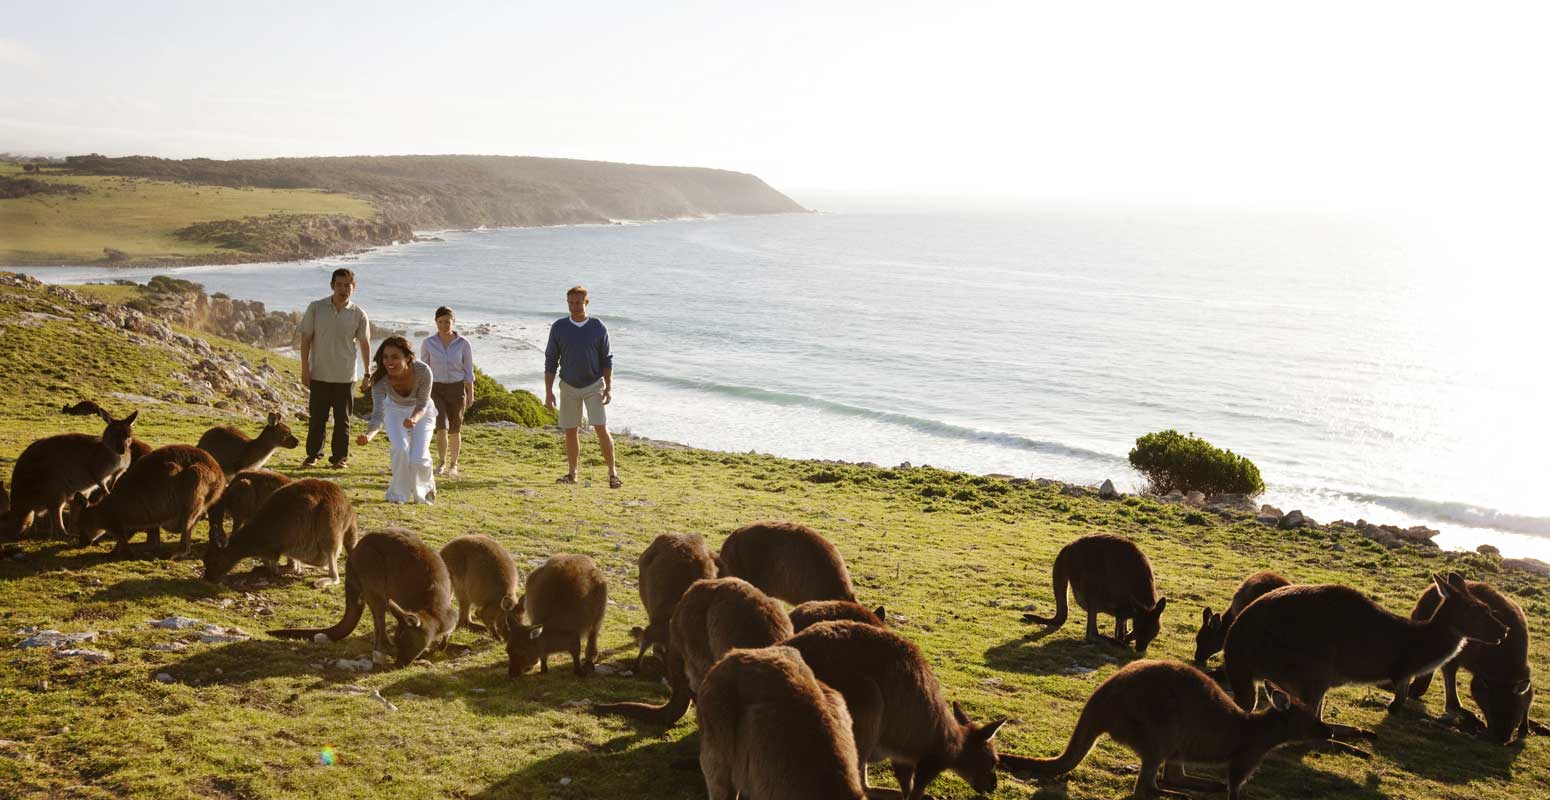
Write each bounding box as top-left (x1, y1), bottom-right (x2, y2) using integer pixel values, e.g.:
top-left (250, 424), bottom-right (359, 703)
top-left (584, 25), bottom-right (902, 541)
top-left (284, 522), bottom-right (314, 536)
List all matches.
top-left (0, 163), bottom-right (375, 266)
top-left (1, 276), bottom-right (1548, 799)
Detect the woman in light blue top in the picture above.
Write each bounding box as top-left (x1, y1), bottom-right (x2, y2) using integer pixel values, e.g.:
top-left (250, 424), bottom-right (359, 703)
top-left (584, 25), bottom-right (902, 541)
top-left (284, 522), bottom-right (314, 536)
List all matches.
top-left (420, 306), bottom-right (475, 477)
top-left (356, 335), bottom-right (438, 503)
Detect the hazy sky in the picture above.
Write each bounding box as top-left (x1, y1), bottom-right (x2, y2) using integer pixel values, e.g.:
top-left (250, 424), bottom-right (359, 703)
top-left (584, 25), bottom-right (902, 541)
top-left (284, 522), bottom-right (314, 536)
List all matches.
top-left (3, 1), bottom-right (1547, 214)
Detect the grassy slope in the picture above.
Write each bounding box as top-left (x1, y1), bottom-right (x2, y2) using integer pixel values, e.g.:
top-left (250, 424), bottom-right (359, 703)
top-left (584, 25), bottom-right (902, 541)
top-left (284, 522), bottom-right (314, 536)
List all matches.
top-left (1, 280), bottom-right (1547, 800)
top-left (0, 163), bottom-right (374, 265)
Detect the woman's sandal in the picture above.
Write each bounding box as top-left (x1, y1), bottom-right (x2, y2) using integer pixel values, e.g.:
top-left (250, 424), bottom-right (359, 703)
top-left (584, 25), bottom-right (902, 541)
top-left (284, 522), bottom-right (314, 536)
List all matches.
top-left (608, 474), bottom-right (623, 489)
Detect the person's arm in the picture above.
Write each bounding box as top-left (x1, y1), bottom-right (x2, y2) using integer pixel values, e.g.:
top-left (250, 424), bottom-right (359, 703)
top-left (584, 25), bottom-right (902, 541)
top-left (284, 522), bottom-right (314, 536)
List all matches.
top-left (461, 339), bottom-right (475, 406)
top-left (356, 310), bottom-right (372, 390)
top-left (601, 368), bottom-right (613, 405)
top-left (407, 362), bottom-right (432, 428)
top-left (598, 326), bottom-right (613, 404)
top-left (298, 304), bottom-right (315, 384)
top-left (543, 324), bottom-right (560, 409)
top-left (360, 378), bottom-right (386, 442)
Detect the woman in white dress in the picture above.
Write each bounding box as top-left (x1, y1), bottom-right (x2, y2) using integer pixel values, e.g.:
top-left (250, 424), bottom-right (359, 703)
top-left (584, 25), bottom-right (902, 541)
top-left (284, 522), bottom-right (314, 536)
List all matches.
top-left (356, 335), bottom-right (438, 503)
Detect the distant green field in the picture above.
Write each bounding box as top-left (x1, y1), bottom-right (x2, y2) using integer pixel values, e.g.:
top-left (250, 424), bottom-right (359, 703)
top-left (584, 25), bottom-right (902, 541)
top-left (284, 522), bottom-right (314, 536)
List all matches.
top-left (0, 163), bottom-right (375, 266)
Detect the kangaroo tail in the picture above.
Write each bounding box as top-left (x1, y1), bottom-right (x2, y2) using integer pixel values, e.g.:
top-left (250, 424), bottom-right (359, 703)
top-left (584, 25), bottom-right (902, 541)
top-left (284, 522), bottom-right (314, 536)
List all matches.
top-left (270, 567), bottom-right (363, 641)
top-left (998, 696), bottom-right (1104, 777)
top-left (592, 647), bottom-right (692, 725)
top-left (342, 514), bottom-right (358, 555)
top-left (1407, 670), bottom-right (1436, 700)
top-left (1022, 552), bottom-right (1068, 628)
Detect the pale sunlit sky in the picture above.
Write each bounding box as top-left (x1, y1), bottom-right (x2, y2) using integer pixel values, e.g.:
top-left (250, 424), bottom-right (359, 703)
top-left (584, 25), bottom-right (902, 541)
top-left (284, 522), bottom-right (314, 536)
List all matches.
top-left (2, 0), bottom-right (1548, 220)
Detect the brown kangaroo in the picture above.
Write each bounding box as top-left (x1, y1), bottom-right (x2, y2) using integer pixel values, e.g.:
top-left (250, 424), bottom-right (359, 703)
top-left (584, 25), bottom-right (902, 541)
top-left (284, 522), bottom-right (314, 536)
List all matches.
top-left (61, 400), bottom-right (149, 478)
top-left (633, 532), bottom-right (718, 671)
top-left (1406, 578), bottom-right (1542, 743)
top-left (503, 554), bottom-right (608, 677)
top-left (2, 409), bottom-right (137, 539)
top-left (1194, 570), bottom-right (1291, 666)
top-left (1000, 659), bottom-right (1331, 800)
top-left (595, 577), bottom-right (793, 725)
top-left (270, 527), bottom-right (455, 667)
top-left (207, 469), bottom-right (292, 546)
top-left (697, 645), bottom-right (867, 800)
top-left (72, 444), bottom-right (225, 559)
top-left (196, 412), bottom-right (300, 476)
top-left (439, 534), bottom-right (522, 641)
top-left (791, 600), bottom-right (888, 633)
top-left (202, 478), bottom-right (357, 587)
top-left (1023, 533), bottom-right (1168, 653)
top-left (1223, 573), bottom-right (1509, 733)
top-left (784, 620), bottom-right (1006, 800)
top-left (718, 520), bottom-right (858, 605)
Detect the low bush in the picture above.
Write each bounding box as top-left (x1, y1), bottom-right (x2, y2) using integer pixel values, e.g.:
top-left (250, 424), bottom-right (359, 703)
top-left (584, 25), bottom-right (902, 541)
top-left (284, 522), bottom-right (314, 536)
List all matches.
top-left (1128, 429), bottom-right (1265, 497)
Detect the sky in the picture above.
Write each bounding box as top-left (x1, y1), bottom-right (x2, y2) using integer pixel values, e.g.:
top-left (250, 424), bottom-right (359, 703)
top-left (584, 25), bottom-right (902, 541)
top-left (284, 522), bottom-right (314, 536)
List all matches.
top-left (2, 1), bottom-right (1548, 218)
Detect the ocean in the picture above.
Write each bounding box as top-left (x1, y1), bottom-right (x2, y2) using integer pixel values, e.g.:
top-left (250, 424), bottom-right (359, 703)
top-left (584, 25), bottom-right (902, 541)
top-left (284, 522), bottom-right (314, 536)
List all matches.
top-left (36, 207), bottom-right (1550, 560)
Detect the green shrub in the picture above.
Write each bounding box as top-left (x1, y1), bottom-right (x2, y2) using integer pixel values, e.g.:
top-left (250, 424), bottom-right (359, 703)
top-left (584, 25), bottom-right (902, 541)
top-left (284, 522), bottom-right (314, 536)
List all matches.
top-left (1127, 429), bottom-right (1265, 497)
top-left (465, 368), bottom-right (557, 427)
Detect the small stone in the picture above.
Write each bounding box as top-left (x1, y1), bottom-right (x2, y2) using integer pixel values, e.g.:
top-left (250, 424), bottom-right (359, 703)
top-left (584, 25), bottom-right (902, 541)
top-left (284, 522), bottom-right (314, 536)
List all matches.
top-left (1097, 479), bottom-right (1119, 500)
top-left (150, 615), bottom-right (203, 630)
top-left (155, 673), bottom-right (174, 683)
top-left (313, 633), bottom-right (329, 643)
top-left (1477, 544), bottom-right (1501, 556)
top-left (559, 778), bottom-right (572, 786)
top-left (1277, 510), bottom-right (1306, 530)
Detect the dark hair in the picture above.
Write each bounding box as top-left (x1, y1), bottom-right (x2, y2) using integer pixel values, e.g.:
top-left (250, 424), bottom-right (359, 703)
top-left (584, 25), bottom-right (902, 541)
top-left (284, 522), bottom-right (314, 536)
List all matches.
top-left (330, 268), bottom-right (356, 285)
top-left (434, 306), bottom-right (454, 320)
top-left (368, 335), bottom-right (415, 390)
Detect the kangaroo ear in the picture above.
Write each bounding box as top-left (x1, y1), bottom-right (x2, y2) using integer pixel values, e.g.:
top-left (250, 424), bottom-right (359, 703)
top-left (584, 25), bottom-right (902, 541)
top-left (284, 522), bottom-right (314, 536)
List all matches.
top-left (385, 598), bottom-right (409, 623)
top-left (1201, 606), bottom-right (1212, 625)
top-left (499, 596), bottom-right (517, 612)
top-left (528, 624), bottom-right (544, 640)
top-left (267, 412), bottom-right (280, 425)
top-left (978, 718), bottom-right (1008, 741)
top-left (1513, 679), bottom-right (1532, 695)
top-left (1432, 573), bottom-right (1453, 598)
top-left (1270, 691), bottom-right (1291, 711)
top-left (952, 701), bottom-right (972, 726)
top-left (1447, 572), bottom-right (1469, 592)
top-left (403, 612), bottom-right (422, 629)
top-left (122, 410), bottom-right (139, 426)
top-left (1152, 597), bottom-right (1168, 617)
top-left (873, 605), bottom-right (887, 623)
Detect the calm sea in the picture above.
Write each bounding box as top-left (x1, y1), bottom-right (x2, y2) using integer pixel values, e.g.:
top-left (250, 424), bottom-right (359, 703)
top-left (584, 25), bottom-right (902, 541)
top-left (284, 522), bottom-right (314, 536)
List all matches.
top-left (37, 207), bottom-right (1550, 560)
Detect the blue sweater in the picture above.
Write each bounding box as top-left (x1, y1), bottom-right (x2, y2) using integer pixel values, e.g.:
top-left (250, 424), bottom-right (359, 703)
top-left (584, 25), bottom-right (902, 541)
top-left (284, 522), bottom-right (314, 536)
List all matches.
top-left (544, 317), bottom-right (613, 388)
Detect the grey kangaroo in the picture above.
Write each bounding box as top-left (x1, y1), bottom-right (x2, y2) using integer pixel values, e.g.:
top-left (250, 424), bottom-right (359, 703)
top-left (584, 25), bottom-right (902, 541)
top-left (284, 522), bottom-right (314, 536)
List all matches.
top-left (72, 444), bottom-right (225, 559)
top-left (206, 469), bottom-right (291, 546)
top-left (1024, 532), bottom-right (1168, 653)
top-left (196, 412), bottom-right (300, 476)
top-left (633, 532), bottom-right (718, 671)
top-left (1194, 570), bottom-right (1291, 666)
top-left (202, 477), bottom-right (357, 587)
top-left (790, 600), bottom-right (888, 633)
top-left (503, 554), bottom-right (608, 677)
top-left (3, 408), bottom-right (137, 539)
top-left (718, 520), bottom-right (858, 604)
top-left (439, 534), bottom-right (522, 641)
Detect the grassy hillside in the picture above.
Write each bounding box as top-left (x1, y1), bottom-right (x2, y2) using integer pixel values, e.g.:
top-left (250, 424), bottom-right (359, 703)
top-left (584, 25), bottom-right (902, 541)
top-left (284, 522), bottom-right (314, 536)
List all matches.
top-left (0, 163), bottom-right (376, 266)
top-left (1, 274), bottom-right (1547, 800)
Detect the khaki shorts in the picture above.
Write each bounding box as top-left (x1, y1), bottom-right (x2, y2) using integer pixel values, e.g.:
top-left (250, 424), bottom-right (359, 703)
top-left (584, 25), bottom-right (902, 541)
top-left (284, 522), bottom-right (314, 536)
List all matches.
top-left (430, 382), bottom-right (468, 433)
top-left (558, 379), bottom-right (607, 429)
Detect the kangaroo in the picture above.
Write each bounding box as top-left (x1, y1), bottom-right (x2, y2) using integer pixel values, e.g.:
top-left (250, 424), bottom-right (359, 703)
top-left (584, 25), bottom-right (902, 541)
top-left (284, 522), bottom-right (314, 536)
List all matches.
top-left (196, 412), bottom-right (300, 476)
top-left (1406, 578), bottom-right (1542, 743)
top-left (202, 478), bottom-right (357, 587)
top-left (270, 527), bottom-right (455, 667)
top-left (697, 645), bottom-right (867, 800)
top-left (61, 399), bottom-right (149, 478)
top-left (2, 409), bottom-right (137, 539)
top-left (632, 532), bottom-right (719, 671)
top-left (1023, 533), bottom-right (1169, 653)
top-left (791, 600), bottom-right (888, 633)
top-left (440, 534), bottom-right (522, 641)
top-left (1195, 570), bottom-right (1291, 666)
top-left (72, 444), bottom-right (224, 559)
top-left (1223, 573), bottom-right (1509, 736)
top-left (1000, 659), bottom-right (1331, 800)
top-left (785, 620), bottom-right (1006, 800)
top-left (595, 577), bottom-right (793, 725)
top-left (503, 554), bottom-right (608, 677)
top-left (718, 520), bottom-right (858, 605)
top-left (207, 470), bottom-right (292, 546)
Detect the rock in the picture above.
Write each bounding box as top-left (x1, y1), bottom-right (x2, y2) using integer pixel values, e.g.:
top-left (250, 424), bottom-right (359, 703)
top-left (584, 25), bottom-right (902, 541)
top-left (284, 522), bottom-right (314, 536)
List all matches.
top-left (150, 615), bottom-right (203, 630)
top-left (334, 657), bottom-right (374, 672)
top-left (1503, 558), bottom-right (1550, 578)
top-left (1059, 485), bottom-right (1087, 497)
top-left (1097, 479), bottom-right (1119, 500)
top-left (53, 648), bottom-right (113, 663)
top-left (1477, 544), bottom-right (1501, 556)
top-left (1260, 504), bottom-right (1283, 518)
top-left (15, 630), bottom-right (98, 649)
top-left (1206, 493), bottom-right (1256, 512)
top-left (1163, 490), bottom-right (1185, 504)
top-left (1277, 510), bottom-right (1306, 530)
top-left (1184, 491), bottom-right (1206, 507)
top-left (150, 642), bottom-right (189, 652)
top-left (154, 673), bottom-right (174, 684)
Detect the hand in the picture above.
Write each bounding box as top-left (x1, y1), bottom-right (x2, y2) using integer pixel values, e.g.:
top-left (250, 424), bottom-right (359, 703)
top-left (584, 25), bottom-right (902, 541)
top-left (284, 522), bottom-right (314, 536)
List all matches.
top-left (301, 366), bottom-right (311, 385)
top-left (356, 433), bottom-right (370, 446)
top-left (544, 390), bottom-right (556, 409)
top-left (601, 386), bottom-right (613, 405)
top-left (403, 415), bottom-right (418, 430)
top-left (359, 377), bottom-right (372, 394)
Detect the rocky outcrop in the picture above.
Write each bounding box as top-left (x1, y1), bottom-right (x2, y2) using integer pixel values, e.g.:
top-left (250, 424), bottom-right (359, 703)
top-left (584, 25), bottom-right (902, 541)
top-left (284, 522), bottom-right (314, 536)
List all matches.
top-left (113, 277), bottom-right (301, 349)
top-left (174, 214), bottom-right (415, 262)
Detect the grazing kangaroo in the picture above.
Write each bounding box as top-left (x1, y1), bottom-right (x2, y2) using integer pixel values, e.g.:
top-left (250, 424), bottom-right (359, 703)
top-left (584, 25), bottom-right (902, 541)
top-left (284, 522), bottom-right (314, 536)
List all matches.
top-left (1407, 578), bottom-right (1541, 743)
top-left (196, 413), bottom-right (300, 476)
top-left (1023, 533), bottom-right (1169, 653)
top-left (60, 400), bottom-right (150, 479)
top-left (785, 620), bottom-right (1006, 800)
top-left (595, 577), bottom-right (792, 725)
top-left (72, 444), bottom-right (225, 559)
top-left (791, 600), bottom-right (888, 633)
top-left (270, 527), bottom-right (455, 667)
top-left (1000, 659), bottom-right (1331, 800)
top-left (1195, 570), bottom-right (1291, 666)
top-left (202, 478), bottom-right (357, 587)
top-left (439, 534), bottom-right (522, 641)
top-left (503, 554), bottom-right (608, 677)
top-left (2, 409), bottom-right (137, 539)
top-left (697, 646), bottom-right (866, 800)
top-left (207, 470), bottom-right (292, 546)
top-left (633, 532), bottom-right (719, 671)
top-left (718, 520), bottom-right (858, 605)
top-left (1224, 573), bottom-right (1509, 734)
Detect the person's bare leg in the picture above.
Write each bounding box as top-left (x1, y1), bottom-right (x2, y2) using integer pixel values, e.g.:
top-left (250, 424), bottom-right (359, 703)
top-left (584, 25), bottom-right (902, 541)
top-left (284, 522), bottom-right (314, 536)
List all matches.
top-left (595, 425), bottom-right (618, 480)
top-left (564, 427), bottom-right (580, 479)
top-left (447, 432), bottom-right (462, 477)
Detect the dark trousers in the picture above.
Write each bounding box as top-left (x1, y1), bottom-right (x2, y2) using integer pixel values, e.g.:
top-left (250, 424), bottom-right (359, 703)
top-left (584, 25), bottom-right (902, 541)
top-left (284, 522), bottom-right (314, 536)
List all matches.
top-left (306, 380), bottom-right (354, 461)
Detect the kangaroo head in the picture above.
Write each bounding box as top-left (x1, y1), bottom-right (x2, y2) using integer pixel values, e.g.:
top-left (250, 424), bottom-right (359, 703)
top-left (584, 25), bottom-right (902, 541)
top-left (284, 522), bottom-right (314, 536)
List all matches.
top-left (1471, 672), bottom-right (1533, 745)
top-left (1193, 606), bottom-right (1228, 666)
top-left (101, 410), bottom-right (138, 455)
top-left (1267, 690), bottom-right (1332, 743)
top-left (872, 605), bottom-right (888, 625)
top-left (386, 599), bottom-right (435, 666)
top-left (261, 413), bottom-right (301, 449)
top-left (504, 619), bottom-right (546, 678)
top-left (70, 492), bottom-right (107, 545)
top-left (949, 700), bottom-right (1006, 795)
top-left (1434, 572), bottom-right (1508, 645)
top-left (1127, 597), bottom-right (1168, 654)
top-left (200, 532), bottom-right (239, 581)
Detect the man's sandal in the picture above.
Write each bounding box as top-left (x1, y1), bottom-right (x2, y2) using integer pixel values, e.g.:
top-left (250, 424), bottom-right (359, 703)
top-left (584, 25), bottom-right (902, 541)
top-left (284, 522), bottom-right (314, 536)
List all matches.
top-left (608, 475), bottom-right (623, 489)
top-left (556, 475), bottom-right (578, 484)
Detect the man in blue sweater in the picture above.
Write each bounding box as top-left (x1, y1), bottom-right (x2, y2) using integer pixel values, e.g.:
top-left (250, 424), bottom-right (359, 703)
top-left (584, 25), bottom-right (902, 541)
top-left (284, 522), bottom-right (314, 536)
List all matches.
top-left (544, 285), bottom-right (621, 488)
